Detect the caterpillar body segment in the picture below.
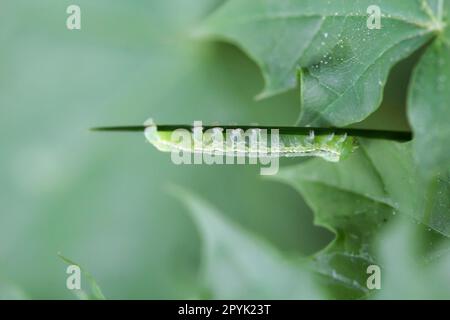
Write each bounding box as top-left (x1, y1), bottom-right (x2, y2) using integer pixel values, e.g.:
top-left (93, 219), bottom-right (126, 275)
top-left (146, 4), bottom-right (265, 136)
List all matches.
top-left (144, 120), bottom-right (358, 163)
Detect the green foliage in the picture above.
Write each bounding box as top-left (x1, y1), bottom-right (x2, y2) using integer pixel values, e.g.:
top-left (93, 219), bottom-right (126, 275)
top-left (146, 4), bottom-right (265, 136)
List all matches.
top-left (173, 186), bottom-right (323, 299)
top-left (374, 217), bottom-right (450, 299)
top-left (408, 3), bottom-right (450, 177)
top-left (1, 0), bottom-right (309, 299)
top-left (200, 0), bottom-right (449, 178)
top-left (174, 186), bottom-right (450, 299)
top-left (2, 0), bottom-right (449, 300)
top-left (196, 0), bottom-right (450, 299)
top-left (58, 253), bottom-right (106, 300)
top-left (274, 140), bottom-right (449, 298)
top-left (199, 0), bottom-right (440, 125)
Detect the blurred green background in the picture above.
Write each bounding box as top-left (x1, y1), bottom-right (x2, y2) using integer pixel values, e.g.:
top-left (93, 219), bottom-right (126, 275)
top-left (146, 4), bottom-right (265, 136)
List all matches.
top-left (0, 0), bottom-right (411, 299)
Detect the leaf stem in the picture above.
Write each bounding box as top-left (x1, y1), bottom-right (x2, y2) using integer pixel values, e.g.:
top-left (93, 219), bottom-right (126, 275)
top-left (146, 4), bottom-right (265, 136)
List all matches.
top-left (91, 125), bottom-right (413, 142)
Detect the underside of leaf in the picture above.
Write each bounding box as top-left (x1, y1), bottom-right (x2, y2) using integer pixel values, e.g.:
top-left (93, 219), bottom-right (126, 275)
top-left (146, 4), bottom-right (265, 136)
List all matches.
top-left (273, 140), bottom-right (450, 298)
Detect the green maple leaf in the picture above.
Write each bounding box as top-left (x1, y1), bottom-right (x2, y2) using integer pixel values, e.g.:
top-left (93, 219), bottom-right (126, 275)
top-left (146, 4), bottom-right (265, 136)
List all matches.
top-left (199, 4), bottom-right (450, 296)
top-left (172, 186), bottom-right (324, 299)
top-left (408, 1), bottom-right (450, 178)
top-left (198, 0), bottom-right (442, 126)
top-left (200, 0), bottom-right (450, 177)
top-left (172, 168), bottom-right (449, 299)
top-left (273, 140), bottom-right (450, 298)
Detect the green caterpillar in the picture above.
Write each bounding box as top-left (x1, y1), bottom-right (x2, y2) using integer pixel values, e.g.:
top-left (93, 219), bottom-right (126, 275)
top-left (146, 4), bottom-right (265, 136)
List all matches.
top-left (144, 119), bottom-right (358, 162)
